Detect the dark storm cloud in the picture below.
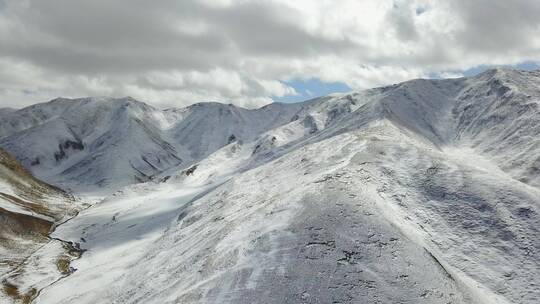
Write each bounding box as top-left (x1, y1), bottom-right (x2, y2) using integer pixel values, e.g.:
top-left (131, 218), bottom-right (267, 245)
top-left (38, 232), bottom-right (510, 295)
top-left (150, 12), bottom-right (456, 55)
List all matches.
top-left (0, 0), bottom-right (354, 75)
top-left (388, 0), bottom-right (419, 42)
top-left (451, 0), bottom-right (540, 53)
top-left (0, 1), bottom-right (232, 73)
top-left (203, 1), bottom-right (357, 56)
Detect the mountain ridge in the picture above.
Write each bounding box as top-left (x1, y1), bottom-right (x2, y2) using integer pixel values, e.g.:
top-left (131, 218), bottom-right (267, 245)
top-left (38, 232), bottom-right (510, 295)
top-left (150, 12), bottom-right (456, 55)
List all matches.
top-left (1, 68), bottom-right (539, 192)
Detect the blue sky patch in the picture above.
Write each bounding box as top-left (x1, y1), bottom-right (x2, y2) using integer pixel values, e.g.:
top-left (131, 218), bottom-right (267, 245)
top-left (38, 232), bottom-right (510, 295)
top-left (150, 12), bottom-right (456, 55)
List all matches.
top-left (274, 78), bottom-right (351, 103)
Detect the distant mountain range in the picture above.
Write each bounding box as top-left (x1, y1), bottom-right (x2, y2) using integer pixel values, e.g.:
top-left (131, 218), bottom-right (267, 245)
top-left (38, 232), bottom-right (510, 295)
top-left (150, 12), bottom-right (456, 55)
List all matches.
top-left (0, 97), bottom-right (304, 192)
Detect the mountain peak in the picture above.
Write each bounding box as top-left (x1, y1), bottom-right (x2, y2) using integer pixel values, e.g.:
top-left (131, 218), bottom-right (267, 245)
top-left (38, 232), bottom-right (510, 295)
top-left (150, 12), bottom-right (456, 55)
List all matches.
top-left (474, 66), bottom-right (528, 81)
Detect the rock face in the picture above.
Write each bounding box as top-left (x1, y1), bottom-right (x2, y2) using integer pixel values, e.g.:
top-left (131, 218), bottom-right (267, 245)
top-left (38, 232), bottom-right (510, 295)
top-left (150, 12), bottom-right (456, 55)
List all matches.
top-left (1, 68), bottom-right (540, 304)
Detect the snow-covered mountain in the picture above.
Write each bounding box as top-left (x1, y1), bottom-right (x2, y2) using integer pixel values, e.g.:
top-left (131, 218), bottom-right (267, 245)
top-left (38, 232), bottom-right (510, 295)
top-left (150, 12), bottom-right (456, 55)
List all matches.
top-left (0, 97), bottom-right (304, 192)
top-left (1, 68), bottom-right (539, 304)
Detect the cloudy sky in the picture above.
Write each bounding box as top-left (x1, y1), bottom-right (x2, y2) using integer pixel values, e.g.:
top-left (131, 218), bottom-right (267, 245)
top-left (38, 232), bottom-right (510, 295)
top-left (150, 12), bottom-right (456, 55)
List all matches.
top-left (0, 0), bottom-right (539, 109)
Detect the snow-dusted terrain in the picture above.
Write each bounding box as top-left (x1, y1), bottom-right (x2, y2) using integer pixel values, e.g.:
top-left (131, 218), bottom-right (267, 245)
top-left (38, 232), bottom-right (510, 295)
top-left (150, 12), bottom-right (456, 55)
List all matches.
top-left (0, 148), bottom-right (81, 303)
top-left (1, 68), bottom-right (539, 303)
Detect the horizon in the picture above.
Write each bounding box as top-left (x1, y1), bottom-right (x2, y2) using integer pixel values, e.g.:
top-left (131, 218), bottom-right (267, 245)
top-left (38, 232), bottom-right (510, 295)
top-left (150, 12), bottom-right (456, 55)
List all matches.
top-left (3, 65), bottom-right (539, 111)
top-left (1, 1), bottom-right (539, 109)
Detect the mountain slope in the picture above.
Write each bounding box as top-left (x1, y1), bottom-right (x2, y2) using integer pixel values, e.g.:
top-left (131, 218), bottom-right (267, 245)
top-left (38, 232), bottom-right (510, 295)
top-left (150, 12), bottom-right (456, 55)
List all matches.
top-left (14, 68), bottom-right (538, 303)
top-left (36, 116), bottom-right (539, 304)
top-left (290, 68), bottom-right (540, 187)
top-left (0, 148), bottom-right (78, 304)
top-left (452, 68), bottom-right (540, 187)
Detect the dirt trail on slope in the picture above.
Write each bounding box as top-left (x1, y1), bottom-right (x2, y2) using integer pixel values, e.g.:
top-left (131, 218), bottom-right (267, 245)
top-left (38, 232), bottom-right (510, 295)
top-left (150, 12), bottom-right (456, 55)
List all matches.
top-left (1, 202), bottom-right (91, 304)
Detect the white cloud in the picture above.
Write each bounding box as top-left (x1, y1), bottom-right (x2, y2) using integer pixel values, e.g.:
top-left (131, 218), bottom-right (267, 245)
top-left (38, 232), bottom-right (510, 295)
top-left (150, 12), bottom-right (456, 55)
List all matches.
top-left (0, 0), bottom-right (538, 109)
